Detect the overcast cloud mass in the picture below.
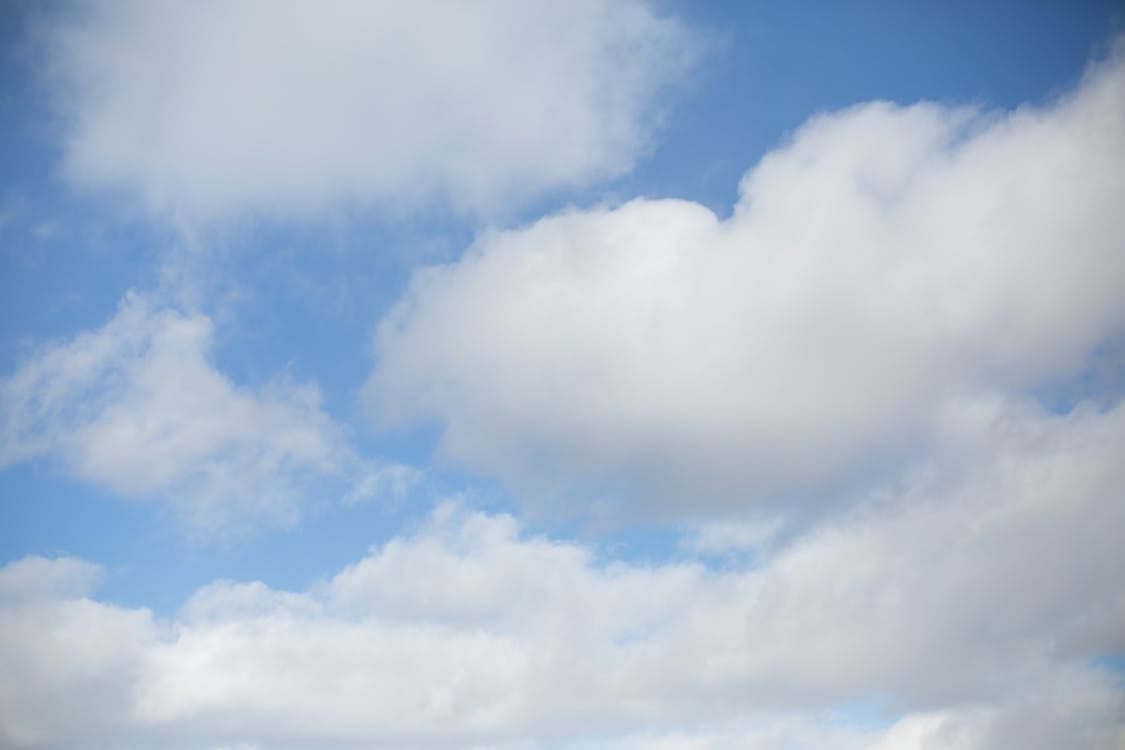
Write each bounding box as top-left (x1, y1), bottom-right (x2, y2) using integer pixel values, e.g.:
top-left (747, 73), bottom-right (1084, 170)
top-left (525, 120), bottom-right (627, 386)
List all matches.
top-left (1, 2), bottom-right (1123, 749)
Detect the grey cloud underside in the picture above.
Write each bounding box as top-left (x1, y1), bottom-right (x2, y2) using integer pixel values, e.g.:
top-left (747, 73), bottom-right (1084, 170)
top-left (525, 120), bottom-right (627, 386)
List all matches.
top-left (365, 49), bottom-right (1125, 518)
top-left (1, 397), bottom-right (1123, 748)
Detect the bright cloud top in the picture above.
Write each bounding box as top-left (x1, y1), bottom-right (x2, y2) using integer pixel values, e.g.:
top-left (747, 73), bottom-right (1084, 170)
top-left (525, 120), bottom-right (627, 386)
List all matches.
top-left (41, 0), bottom-right (695, 220)
top-left (365, 50), bottom-right (1125, 514)
top-left (2, 398), bottom-right (1123, 748)
top-left (0, 292), bottom-right (356, 531)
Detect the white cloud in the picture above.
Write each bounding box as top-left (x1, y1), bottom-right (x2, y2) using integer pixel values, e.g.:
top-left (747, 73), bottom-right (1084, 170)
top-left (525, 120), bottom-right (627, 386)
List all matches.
top-left (41, 0), bottom-right (696, 220)
top-left (2, 400), bottom-right (1123, 748)
top-left (613, 686), bottom-right (1125, 750)
top-left (363, 47), bottom-right (1125, 517)
top-left (680, 517), bottom-right (781, 556)
top-left (0, 291), bottom-right (357, 531)
top-left (341, 462), bottom-right (424, 507)
top-left (0, 555), bottom-right (101, 603)
top-left (0, 556), bottom-right (154, 749)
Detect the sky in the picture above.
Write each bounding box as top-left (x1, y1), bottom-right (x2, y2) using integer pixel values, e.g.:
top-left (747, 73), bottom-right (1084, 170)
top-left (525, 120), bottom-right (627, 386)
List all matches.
top-left (1, 1), bottom-right (1125, 748)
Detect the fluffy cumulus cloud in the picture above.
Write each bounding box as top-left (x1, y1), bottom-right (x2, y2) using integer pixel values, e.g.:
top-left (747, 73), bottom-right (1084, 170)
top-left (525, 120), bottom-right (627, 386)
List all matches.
top-left (364, 48), bottom-right (1125, 517)
top-left (12, 5), bottom-right (1125, 748)
top-left (0, 292), bottom-right (357, 530)
top-left (1, 397), bottom-right (1123, 748)
top-left (0, 556), bottom-right (154, 748)
top-left (40, 0), bottom-right (695, 219)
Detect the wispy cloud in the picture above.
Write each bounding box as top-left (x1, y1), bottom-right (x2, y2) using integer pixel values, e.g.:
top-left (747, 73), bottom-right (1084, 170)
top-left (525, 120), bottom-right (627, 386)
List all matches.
top-left (0, 291), bottom-right (365, 532)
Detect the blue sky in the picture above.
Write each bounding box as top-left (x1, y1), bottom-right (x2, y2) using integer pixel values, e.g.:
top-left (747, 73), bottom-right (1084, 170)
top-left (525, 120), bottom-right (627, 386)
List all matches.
top-left (2, 2), bottom-right (1125, 748)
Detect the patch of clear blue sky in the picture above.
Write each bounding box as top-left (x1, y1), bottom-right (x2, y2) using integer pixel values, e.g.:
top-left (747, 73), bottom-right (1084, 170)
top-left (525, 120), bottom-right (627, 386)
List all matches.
top-left (1, 0), bottom-right (1124, 613)
top-left (616, 0), bottom-right (1125, 217)
top-left (1095, 654), bottom-right (1125, 682)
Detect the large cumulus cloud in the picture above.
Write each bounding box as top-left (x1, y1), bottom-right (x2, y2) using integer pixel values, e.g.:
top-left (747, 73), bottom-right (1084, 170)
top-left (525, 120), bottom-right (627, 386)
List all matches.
top-left (364, 48), bottom-right (1125, 517)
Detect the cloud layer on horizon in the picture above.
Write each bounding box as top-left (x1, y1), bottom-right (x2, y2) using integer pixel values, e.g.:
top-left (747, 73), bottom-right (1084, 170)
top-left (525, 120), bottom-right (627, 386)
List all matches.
top-left (2, 397), bottom-right (1123, 748)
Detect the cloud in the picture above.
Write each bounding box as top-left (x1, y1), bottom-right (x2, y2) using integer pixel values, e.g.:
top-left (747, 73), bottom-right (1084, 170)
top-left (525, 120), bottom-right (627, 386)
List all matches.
top-left (0, 555), bottom-right (101, 603)
top-left (340, 462), bottom-right (424, 508)
top-left (0, 556), bottom-right (154, 749)
top-left (680, 518), bottom-right (781, 557)
top-left (613, 686), bottom-right (1125, 750)
top-left (2, 399), bottom-right (1123, 748)
top-left (362, 46), bottom-right (1125, 516)
top-left (0, 291), bottom-right (358, 531)
top-left (40, 0), bottom-right (696, 220)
